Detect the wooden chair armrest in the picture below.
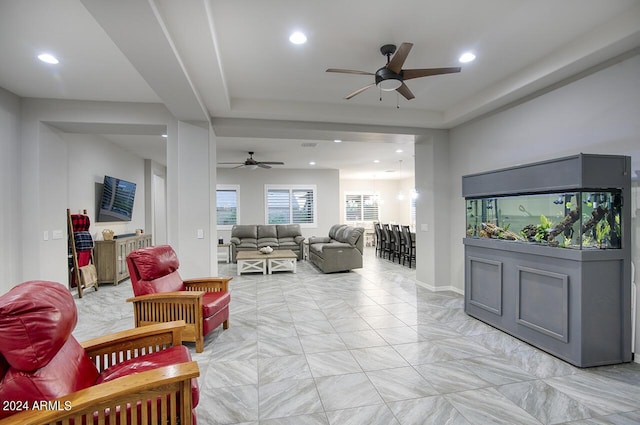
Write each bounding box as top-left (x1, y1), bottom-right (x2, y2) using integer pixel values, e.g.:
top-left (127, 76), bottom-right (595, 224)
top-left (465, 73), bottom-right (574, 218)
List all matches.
top-left (126, 291), bottom-right (205, 303)
top-left (183, 277), bottom-right (232, 292)
top-left (0, 362), bottom-right (200, 425)
top-left (82, 320), bottom-right (187, 372)
top-left (126, 293), bottom-right (205, 341)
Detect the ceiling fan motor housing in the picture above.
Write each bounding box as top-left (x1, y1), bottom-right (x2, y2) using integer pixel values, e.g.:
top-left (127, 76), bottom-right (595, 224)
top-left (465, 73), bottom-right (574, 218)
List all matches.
top-left (375, 67), bottom-right (402, 91)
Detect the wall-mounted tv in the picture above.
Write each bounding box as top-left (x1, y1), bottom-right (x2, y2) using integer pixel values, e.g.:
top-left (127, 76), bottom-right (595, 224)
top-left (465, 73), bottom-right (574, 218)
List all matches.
top-left (97, 175), bottom-right (137, 222)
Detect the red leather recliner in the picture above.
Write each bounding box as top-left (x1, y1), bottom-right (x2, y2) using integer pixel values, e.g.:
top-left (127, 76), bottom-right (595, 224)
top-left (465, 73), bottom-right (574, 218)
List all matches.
top-left (126, 245), bottom-right (232, 353)
top-left (0, 280), bottom-right (199, 424)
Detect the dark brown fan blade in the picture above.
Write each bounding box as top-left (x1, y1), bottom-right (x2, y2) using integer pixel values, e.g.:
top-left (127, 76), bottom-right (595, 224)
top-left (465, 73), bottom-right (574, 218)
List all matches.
top-left (218, 162), bottom-right (244, 164)
top-left (345, 83), bottom-right (375, 99)
top-left (258, 161), bottom-right (284, 165)
top-left (386, 42), bottom-right (413, 74)
top-left (326, 68), bottom-right (374, 75)
top-left (257, 163), bottom-right (271, 169)
top-left (402, 67), bottom-right (461, 80)
top-left (396, 83), bottom-right (415, 100)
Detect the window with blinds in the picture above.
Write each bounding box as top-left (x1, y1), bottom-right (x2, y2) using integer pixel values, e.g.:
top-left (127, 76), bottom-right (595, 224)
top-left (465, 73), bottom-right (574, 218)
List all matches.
top-left (266, 185), bottom-right (316, 226)
top-left (216, 185), bottom-right (239, 228)
top-left (345, 193), bottom-right (379, 222)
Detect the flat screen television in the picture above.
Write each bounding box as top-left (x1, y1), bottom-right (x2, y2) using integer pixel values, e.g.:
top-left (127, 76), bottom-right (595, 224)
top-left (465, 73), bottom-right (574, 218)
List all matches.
top-left (97, 175), bottom-right (136, 222)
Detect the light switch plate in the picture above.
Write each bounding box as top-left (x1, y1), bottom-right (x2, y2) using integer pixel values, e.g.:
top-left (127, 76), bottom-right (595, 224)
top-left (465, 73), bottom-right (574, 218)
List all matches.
top-left (43, 231), bottom-right (49, 241)
top-left (197, 229), bottom-right (204, 239)
top-left (421, 224), bottom-right (429, 232)
top-left (52, 230), bottom-right (63, 240)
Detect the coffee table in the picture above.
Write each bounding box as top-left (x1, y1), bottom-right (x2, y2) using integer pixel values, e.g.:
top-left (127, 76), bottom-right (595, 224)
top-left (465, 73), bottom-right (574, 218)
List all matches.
top-left (236, 249), bottom-right (297, 275)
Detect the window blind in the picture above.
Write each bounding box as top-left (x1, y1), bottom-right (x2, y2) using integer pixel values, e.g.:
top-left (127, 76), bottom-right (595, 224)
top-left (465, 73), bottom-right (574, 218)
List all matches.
top-left (216, 188), bottom-right (238, 226)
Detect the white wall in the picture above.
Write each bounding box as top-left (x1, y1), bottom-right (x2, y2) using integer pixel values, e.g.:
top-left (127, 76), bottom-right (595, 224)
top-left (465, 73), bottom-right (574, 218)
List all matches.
top-left (340, 178), bottom-right (412, 225)
top-left (14, 98), bottom-right (215, 286)
top-left (0, 88), bottom-right (21, 294)
top-left (447, 53), bottom-right (640, 359)
top-left (150, 164), bottom-right (167, 245)
top-left (66, 133), bottom-right (146, 237)
top-left (175, 121), bottom-right (212, 277)
top-left (399, 176), bottom-right (415, 226)
top-left (414, 130), bottom-right (452, 291)
top-left (216, 167), bottom-right (340, 241)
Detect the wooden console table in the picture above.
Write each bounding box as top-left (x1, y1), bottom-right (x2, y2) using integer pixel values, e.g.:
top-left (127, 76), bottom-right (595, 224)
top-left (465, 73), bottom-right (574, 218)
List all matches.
top-left (94, 234), bottom-right (152, 285)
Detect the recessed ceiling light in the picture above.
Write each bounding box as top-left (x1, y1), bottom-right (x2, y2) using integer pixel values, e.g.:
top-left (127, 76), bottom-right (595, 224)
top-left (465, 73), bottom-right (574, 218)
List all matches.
top-left (289, 31), bottom-right (307, 45)
top-left (373, 159), bottom-right (380, 163)
top-left (37, 53), bottom-right (59, 64)
top-left (334, 139), bottom-right (342, 143)
top-left (161, 134), bottom-right (168, 138)
top-left (395, 149), bottom-right (403, 153)
top-left (309, 161), bottom-right (316, 166)
top-left (459, 52), bottom-right (476, 63)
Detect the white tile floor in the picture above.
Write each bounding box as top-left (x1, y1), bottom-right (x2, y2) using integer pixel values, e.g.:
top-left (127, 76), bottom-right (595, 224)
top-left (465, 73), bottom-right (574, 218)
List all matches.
top-left (74, 247), bottom-right (640, 425)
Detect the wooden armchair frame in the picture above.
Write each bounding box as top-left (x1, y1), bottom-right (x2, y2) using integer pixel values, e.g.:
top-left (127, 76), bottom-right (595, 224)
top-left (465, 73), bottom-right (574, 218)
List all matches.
top-left (0, 321), bottom-right (200, 425)
top-left (127, 277), bottom-right (231, 353)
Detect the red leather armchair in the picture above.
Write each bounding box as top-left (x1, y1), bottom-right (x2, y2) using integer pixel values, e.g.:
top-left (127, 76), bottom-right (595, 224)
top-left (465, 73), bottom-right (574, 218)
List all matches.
top-left (0, 280), bottom-right (199, 425)
top-left (126, 245), bottom-right (231, 353)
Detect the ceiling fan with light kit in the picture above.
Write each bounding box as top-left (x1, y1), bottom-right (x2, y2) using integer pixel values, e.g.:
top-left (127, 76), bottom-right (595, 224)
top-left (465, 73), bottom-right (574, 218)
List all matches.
top-left (326, 42), bottom-right (461, 101)
top-left (217, 151), bottom-right (284, 169)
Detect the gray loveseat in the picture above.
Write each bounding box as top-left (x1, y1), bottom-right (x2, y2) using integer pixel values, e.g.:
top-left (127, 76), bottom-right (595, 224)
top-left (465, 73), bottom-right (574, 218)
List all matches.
top-left (230, 224), bottom-right (305, 262)
top-left (308, 224), bottom-right (364, 273)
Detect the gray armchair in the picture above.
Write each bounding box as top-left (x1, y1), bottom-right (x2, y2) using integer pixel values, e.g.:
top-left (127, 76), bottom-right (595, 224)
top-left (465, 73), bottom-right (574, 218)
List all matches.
top-left (308, 224), bottom-right (364, 273)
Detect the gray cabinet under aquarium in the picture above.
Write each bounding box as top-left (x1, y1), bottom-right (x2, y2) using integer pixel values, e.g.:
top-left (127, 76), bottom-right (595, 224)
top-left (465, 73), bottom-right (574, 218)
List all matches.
top-left (462, 154), bottom-right (632, 367)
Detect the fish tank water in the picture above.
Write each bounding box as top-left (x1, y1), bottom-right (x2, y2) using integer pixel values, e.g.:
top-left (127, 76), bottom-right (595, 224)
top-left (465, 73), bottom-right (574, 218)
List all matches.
top-left (465, 191), bottom-right (622, 249)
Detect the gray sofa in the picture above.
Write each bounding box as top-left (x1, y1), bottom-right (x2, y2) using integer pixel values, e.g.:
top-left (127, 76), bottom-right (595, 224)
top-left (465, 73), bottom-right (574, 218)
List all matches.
top-left (230, 224), bottom-right (305, 262)
top-left (308, 224), bottom-right (364, 273)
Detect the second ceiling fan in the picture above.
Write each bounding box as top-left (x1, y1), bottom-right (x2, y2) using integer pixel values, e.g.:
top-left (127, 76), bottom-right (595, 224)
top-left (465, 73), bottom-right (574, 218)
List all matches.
top-left (218, 151), bottom-right (284, 169)
top-left (327, 42), bottom-right (461, 100)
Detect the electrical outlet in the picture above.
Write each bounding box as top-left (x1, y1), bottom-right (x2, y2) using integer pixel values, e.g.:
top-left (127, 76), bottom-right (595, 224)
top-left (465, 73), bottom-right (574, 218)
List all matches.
top-left (43, 231), bottom-right (49, 241)
top-left (421, 224), bottom-right (429, 232)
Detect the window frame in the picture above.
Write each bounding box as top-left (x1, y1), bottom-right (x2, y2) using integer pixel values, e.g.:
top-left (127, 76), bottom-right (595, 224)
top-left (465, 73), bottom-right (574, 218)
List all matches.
top-left (216, 184), bottom-right (240, 230)
top-left (344, 191), bottom-right (379, 223)
top-left (264, 184), bottom-right (317, 227)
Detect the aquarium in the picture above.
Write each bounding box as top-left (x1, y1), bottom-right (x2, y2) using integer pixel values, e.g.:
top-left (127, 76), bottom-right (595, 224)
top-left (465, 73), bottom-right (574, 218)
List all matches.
top-left (465, 190), bottom-right (622, 249)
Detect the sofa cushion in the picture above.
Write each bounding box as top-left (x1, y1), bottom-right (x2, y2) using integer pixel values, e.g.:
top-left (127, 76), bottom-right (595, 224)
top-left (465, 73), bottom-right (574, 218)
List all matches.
top-left (236, 239), bottom-right (258, 249)
top-left (278, 240), bottom-right (299, 250)
top-left (344, 227), bottom-right (363, 246)
top-left (257, 225), bottom-right (277, 239)
top-left (276, 224), bottom-right (301, 238)
top-left (0, 281), bottom-right (77, 371)
top-left (278, 236), bottom-right (295, 244)
top-left (257, 238), bottom-right (279, 248)
top-left (256, 225), bottom-right (277, 248)
top-left (96, 345), bottom-right (199, 407)
top-left (328, 224), bottom-right (346, 239)
top-left (202, 291), bottom-right (231, 318)
top-left (232, 225), bottom-right (257, 239)
top-left (237, 240), bottom-right (258, 248)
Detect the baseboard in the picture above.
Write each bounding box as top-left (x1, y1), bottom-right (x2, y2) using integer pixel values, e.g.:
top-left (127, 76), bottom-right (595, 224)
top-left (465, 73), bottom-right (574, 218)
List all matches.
top-left (415, 280), bottom-right (464, 295)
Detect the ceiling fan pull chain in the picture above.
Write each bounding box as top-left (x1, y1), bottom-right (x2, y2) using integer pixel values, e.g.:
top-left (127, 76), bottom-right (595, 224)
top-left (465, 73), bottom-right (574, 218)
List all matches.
top-left (397, 92), bottom-right (400, 109)
top-left (379, 86), bottom-right (382, 102)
